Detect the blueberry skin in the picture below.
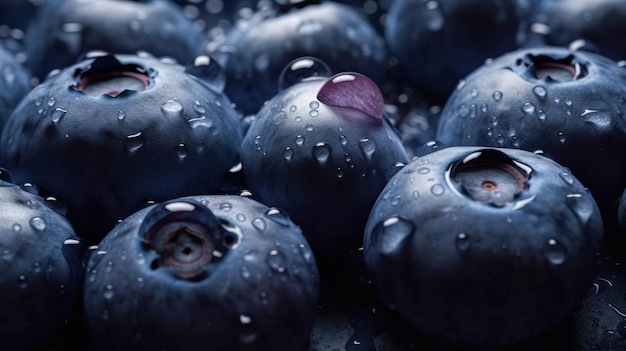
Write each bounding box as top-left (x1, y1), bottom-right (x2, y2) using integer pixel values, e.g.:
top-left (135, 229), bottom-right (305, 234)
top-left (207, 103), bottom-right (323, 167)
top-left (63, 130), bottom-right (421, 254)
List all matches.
top-left (24, 0), bottom-right (207, 80)
top-left (0, 180), bottom-right (85, 351)
top-left (83, 195), bottom-right (319, 351)
top-left (0, 53), bottom-right (244, 243)
top-left (363, 146), bottom-right (604, 349)
top-left (385, 0), bottom-right (530, 99)
top-left (436, 46), bottom-right (626, 209)
top-left (527, 0), bottom-right (626, 62)
top-left (240, 75), bottom-right (409, 259)
top-left (0, 44), bottom-right (31, 132)
top-left (210, 2), bottom-right (388, 115)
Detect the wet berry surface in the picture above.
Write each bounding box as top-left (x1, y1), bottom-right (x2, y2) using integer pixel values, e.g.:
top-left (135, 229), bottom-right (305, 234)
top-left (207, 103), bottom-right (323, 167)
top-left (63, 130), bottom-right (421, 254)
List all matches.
top-left (1, 0), bottom-right (626, 350)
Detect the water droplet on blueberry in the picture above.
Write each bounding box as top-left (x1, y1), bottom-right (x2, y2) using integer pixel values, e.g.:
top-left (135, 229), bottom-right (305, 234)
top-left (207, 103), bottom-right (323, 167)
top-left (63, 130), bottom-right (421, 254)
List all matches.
top-left (372, 216), bottom-right (414, 255)
top-left (278, 56), bottom-right (331, 91)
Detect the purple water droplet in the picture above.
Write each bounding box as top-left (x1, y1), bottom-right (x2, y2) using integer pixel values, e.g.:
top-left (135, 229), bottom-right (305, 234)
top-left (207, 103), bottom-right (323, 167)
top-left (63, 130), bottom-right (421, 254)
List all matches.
top-left (316, 72), bottom-right (384, 119)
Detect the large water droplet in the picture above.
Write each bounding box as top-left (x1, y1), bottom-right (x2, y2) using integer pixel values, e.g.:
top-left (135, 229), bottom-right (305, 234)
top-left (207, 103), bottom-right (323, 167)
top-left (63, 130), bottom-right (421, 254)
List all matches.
top-left (252, 218), bottom-right (266, 232)
top-left (176, 144), bottom-right (188, 161)
top-left (278, 56), bottom-right (331, 91)
top-left (371, 216), bottom-right (415, 255)
top-left (161, 100), bottom-right (184, 118)
top-left (265, 208), bottom-right (291, 226)
top-left (49, 108), bottom-right (66, 123)
top-left (29, 217), bottom-right (47, 231)
top-left (312, 142), bottom-right (331, 165)
top-left (317, 72), bottom-right (384, 119)
top-left (532, 86), bottom-right (548, 99)
top-left (358, 138), bottom-right (376, 160)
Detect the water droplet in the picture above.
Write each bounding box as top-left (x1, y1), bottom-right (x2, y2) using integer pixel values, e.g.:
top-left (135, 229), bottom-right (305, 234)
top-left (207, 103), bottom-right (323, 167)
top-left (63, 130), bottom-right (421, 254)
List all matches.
top-left (582, 109), bottom-right (611, 127)
top-left (12, 223), bottom-right (21, 233)
top-left (309, 101), bottom-right (319, 110)
top-left (186, 55), bottom-right (225, 92)
top-left (125, 132), bottom-right (145, 153)
top-left (278, 56), bottom-right (331, 91)
top-left (431, 184), bottom-right (445, 196)
top-left (532, 86), bottom-right (548, 99)
top-left (566, 193), bottom-right (595, 225)
top-left (49, 108), bottom-right (66, 123)
top-left (521, 102), bottom-right (536, 114)
top-left (252, 218), bottom-right (266, 232)
top-left (267, 249), bottom-right (287, 272)
top-left (417, 167), bottom-right (430, 174)
top-left (160, 100), bottom-right (184, 118)
top-left (219, 202), bottom-right (233, 212)
top-left (543, 238), bottom-right (567, 265)
top-left (312, 142), bottom-right (331, 164)
top-left (47, 97), bottom-right (56, 107)
top-left (265, 208), bottom-right (291, 226)
top-left (29, 217), bottom-right (47, 231)
top-left (283, 147), bottom-right (294, 161)
top-left (289, 105), bottom-right (297, 113)
top-left (492, 91), bottom-right (503, 101)
top-left (558, 132), bottom-right (566, 144)
top-left (117, 110), bottom-right (126, 121)
top-left (339, 135), bottom-right (348, 145)
top-left (456, 233), bottom-right (471, 251)
top-left (358, 138), bottom-right (376, 160)
top-left (295, 135), bottom-right (305, 145)
top-left (371, 216), bottom-right (414, 255)
top-left (559, 172), bottom-right (575, 185)
top-left (317, 72), bottom-right (384, 119)
top-left (176, 144), bottom-right (188, 161)
top-left (305, 124), bottom-right (314, 132)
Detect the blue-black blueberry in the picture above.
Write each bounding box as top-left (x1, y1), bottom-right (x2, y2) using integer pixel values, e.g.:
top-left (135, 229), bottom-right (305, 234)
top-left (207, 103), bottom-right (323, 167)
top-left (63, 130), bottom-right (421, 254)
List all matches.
top-left (436, 46), bottom-right (626, 209)
top-left (240, 60), bottom-right (409, 259)
top-left (83, 195), bottom-right (319, 351)
top-left (0, 52), bottom-right (244, 243)
top-left (364, 146), bottom-right (604, 349)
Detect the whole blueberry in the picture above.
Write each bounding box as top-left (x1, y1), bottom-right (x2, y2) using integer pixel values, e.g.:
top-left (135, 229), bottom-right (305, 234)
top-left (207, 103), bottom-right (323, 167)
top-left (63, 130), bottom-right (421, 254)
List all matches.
top-left (385, 0), bottom-right (530, 99)
top-left (24, 0), bottom-right (207, 80)
top-left (240, 64), bottom-right (408, 259)
top-left (436, 46), bottom-right (626, 209)
top-left (83, 195), bottom-right (319, 351)
top-left (0, 52), bottom-right (243, 243)
top-left (209, 1), bottom-right (388, 115)
top-left (364, 146), bottom-right (604, 349)
top-left (0, 180), bottom-right (85, 351)
top-left (526, 0), bottom-right (626, 61)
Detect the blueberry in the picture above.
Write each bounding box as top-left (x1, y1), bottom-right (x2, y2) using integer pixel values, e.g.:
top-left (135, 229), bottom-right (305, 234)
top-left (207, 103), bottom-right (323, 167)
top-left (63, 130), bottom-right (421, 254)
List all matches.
top-left (363, 146), bottom-right (604, 349)
top-left (0, 52), bottom-right (244, 243)
top-left (83, 195), bottom-right (319, 351)
top-left (436, 46), bottom-right (626, 209)
top-left (240, 62), bottom-right (408, 259)
top-left (0, 179), bottom-right (85, 351)
top-left (526, 0), bottom-right (626, 61)
top-left (385, 0), bottom-right (530, 98)
top-left (209, 1), bottom-right (388, 115)
top-left (24, 0), bottom-right (207, 80)
top-left (0, 43), bottom-right (31, 133)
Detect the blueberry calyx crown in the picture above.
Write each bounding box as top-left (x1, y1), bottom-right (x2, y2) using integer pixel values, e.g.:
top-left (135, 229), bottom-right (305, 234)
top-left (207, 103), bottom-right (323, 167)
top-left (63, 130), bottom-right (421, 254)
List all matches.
top-left (514, 53), bottom-right (588, 82)
top-left (446, 149), bottom-right (533, 208)
top-left (140, 200), bottom-right (238, 281)
top-left (71, 54), bottom-right (156, 97)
